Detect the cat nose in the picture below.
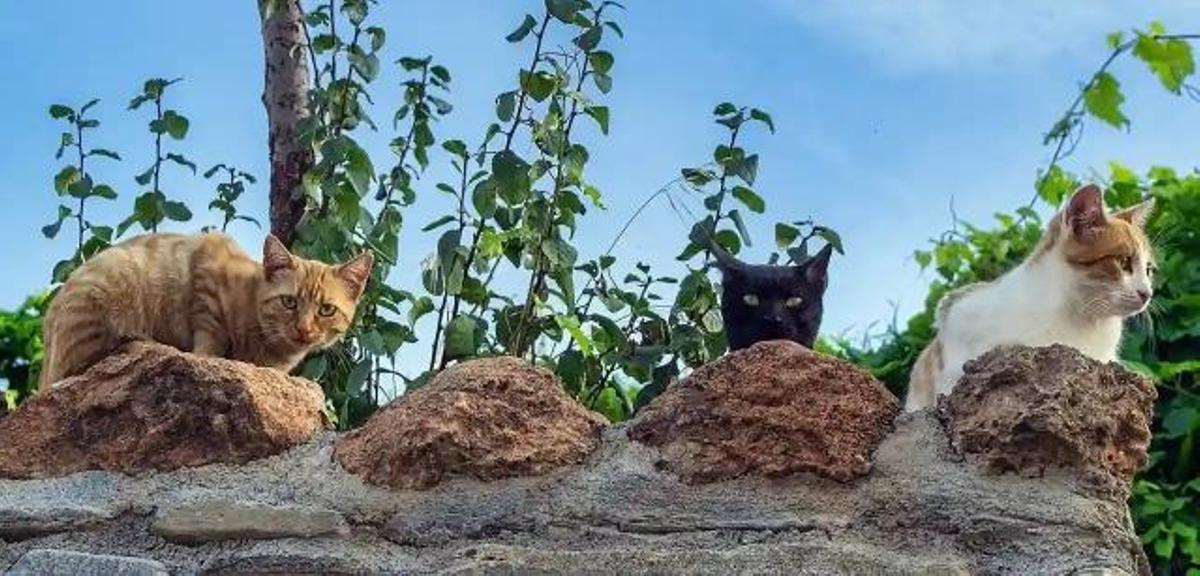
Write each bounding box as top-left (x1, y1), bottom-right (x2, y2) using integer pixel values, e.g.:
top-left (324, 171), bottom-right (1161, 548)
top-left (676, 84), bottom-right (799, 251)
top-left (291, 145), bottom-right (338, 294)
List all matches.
top-left (1137, 289), bottom-right (1151, 303)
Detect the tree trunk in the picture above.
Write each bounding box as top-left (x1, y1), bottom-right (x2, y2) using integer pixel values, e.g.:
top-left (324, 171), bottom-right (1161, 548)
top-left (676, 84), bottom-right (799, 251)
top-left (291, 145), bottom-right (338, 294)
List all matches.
top-left (259, 0), bottom-right (312, 246)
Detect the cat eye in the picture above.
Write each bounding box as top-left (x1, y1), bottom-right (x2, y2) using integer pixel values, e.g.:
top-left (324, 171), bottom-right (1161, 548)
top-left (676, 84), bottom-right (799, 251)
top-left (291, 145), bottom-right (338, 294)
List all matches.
top-left (785, 296), bottom-right (804, 309)
top-left (318, 303), bottom-right (337, 317)
top-left (280, 295), bottom-right (298, 310)
top-left (1119, 256), bottom-right (1134, 274)
top-left (742, 294), bottom-right (760, 307)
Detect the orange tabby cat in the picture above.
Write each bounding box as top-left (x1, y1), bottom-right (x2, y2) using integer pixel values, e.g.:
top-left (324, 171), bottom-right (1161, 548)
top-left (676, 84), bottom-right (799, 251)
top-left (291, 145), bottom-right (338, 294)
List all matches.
top-left (40, 232), bottom-right (373, 387)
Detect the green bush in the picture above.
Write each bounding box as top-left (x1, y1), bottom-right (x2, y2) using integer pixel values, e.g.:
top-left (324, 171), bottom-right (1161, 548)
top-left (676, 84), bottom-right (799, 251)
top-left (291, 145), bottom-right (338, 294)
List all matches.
top-left (0, 293), bottom-right (47, 410)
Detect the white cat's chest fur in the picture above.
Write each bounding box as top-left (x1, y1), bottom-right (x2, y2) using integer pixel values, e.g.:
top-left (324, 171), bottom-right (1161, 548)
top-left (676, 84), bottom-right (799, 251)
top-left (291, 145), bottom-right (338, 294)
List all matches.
top-left (935, 257), bottom-right (1123, 396)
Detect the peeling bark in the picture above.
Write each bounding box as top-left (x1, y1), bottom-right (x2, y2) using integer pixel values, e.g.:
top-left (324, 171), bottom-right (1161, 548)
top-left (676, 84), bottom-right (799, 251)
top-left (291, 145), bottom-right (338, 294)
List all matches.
top-left (259, 0), bottom-right (312, 246)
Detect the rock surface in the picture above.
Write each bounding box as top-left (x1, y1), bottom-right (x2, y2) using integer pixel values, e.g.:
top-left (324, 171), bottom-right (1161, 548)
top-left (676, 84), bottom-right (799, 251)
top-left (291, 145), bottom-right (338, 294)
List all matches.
top-left (334, 356), bottom-right (607, 490)
top-left (0, 345), bottom-right (1152, 575)
top-left (940, 344), bottom-right (1157, 494)
top-left (629, 340), bottom-right (900, 483)
top-left (7, 549), bottom-right (168, 576)
top-left (151, 501), bottom-right (349, 543)
top-left (0, 342), bottom-right (326, 479)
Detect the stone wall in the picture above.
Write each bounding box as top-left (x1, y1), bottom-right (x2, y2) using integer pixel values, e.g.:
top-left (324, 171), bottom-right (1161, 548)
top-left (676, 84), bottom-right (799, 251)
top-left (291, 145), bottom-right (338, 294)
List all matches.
top-left (0, 341), bottom-right (1156, 575)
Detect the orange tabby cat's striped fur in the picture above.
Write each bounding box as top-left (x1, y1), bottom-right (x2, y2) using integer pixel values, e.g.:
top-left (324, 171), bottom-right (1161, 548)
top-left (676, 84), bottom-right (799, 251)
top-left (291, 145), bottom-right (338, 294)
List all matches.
top-left (40, 232), bottom-right (373, 387)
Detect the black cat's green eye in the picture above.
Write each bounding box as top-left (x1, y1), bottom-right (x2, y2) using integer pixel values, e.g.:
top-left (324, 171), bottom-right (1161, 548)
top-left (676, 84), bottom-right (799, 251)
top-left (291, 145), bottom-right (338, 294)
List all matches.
top-left (280, 295), bottom-right (298, 310)
top-left (742, 294), bottom-right (760, 307)
top-left (318, 303), bottom-right (337, 317)
top-left (785, 296), bottom-right (804, 308)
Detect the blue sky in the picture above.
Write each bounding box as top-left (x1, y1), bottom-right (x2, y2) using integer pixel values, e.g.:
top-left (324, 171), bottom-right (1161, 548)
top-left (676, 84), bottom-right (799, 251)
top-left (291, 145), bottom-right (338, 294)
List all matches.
top-left (2, 1), bottom-right (1198, 357)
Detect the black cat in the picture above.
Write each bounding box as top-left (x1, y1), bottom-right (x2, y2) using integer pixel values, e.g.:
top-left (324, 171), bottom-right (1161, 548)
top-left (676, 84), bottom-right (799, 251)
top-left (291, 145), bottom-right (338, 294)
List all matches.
top-left (712, 244), bottom-right (833, 351)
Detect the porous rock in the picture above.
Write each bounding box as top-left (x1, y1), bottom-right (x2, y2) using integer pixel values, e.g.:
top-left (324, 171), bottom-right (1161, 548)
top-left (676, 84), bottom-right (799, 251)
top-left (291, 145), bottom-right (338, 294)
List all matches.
top-left (0, 342), bottom-right (326, 479)
top-left (939, 344), bottom-right (1156, 493)
top-left (151, 501), bottom-right (349, 544)
top-left (335, 356), bottom-right (607, 490)
top-left (628, 340), bottom-right (900, 483)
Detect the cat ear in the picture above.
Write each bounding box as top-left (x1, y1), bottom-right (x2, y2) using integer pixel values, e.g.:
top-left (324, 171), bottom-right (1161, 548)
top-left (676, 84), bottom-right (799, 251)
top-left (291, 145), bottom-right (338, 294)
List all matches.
top-left (710, 244), bottom-right (745, 275)
top-left (1063, 184), bottom-right (1106, 240)
top-left (1114, 197), bottom-right (1155, 228)
top-left (336, 250), bottom-right (375, 298)
top-left (801, 243), bottom-right (834, 289)
top-left (262, 234), bottom-right (295, 280)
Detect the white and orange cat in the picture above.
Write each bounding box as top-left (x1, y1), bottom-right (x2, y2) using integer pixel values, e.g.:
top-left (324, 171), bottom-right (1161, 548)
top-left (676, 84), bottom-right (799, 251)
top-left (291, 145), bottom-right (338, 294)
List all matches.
top-left (41, 232), bottom-right (373, 387)
top-left (905, 184), bottom-right (1155, 411)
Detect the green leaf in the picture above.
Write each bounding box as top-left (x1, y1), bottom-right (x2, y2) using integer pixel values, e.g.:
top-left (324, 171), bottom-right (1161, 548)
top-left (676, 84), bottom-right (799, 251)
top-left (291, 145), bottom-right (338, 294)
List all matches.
top-left (545, 0), bottom-right (581, 23)
top-left (344, 140), bottom-right (375, 197)
top-left (573, 26), bottom-right (602, 51)
top-left (366, 26), bottom-right (386, 51)
top-left (163, 200), bottom-right (192, 221)
top-left (521, 70), bottom-right (557, 102)
top-left (1083, 72), bottom-right (1129, 129)
top-left (52, 258), bottom-right (79, 283)
top-left (422, 215), bottom-right (457, 231)
top-left (714, 229), bottom-right (741, 254)
top-left (542, 237), bottom-right (579, 268)
top-left (731, 185), bottom-right (764, 213)
top-left (555, 315), bottom-right (593, 357)
top-left (444, 315), bottom-right (479, 361)
top-left (914, 250), bottom-right (932, 269)
top-left (729, 209), bottom-right (751, 246)
top-left (408, 295), bottom-right (435, 325)
top-left (442, 139), bottom-right (468, 158)
top-left (713, 102), bottom-right (737, 116)
top-left (589, 50), bottom-right (614, 75)
top-left (681, 167), bottom-right (715, 186)
top-left (66, 175), bottom-right (93, 198)
top-left (1133, 32), bottom-right (1195, 93)
top-left (584, 105), bottom-right (609, 135)
top-left (1036, 165), bottom-right (1077, 207)
top-left (346, 358), bottom-right (371, 396)
top-left (299, 355), bottom-right (328, 380)
top-left (583, 184), bottom-right (604, 208)
top-left (775, 222), bottom-right (800, 249)
top-left (49, 104), bottom-right (74, 120)
top-left (312, 34), bottom-right (336, 53)
top-left (734, 153), bottom-right (759, 185)
top-left (491, 150), bottom-right (532, 204)
top-left (88, 148), bottom-right (121, 161)
top-left (431, 65), bottom-right (451, 84)
top-left (41, 205), bottom-right (71, 239)
top-left (397, 56), bottom-right (429, 71)
top-left (53, 166), bottom-right (80, 195)
top-left (359, 329), bottom-right (386, 356)
top-left (1106, 31), bottom-right (1124, 50)
top-left (749, 108), bottom-right (775, 133)
top-left (161, 110), bottom-right (190, 139)
top-left (507, 14), bottom-right (538, 42)
top-left (593, 72), bottom-right (612, 94)
top-left (813, 226), bottom-right (844, 254)
top-left (496, 90), bottom-right (517, 122)
top-left (341, 0), bottom-right (367, 25)
top-left (134, 166), bottom-right (154, 186)
top-left (92, 184), bottom-right (117, 200)
top-left (472, 180), bottom-right (498, 218)
top-left (348, 46), bottom-right (380, 82)
top-left (165, 153), bottom-right (197, 174)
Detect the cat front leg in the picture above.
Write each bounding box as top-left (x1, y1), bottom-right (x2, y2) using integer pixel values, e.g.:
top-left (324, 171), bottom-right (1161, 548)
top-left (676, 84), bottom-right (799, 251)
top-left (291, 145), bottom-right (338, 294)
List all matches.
top-left (189, 297), bottom-right (228, 357)
top-left (191, 327), bottom-right (228, 357)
